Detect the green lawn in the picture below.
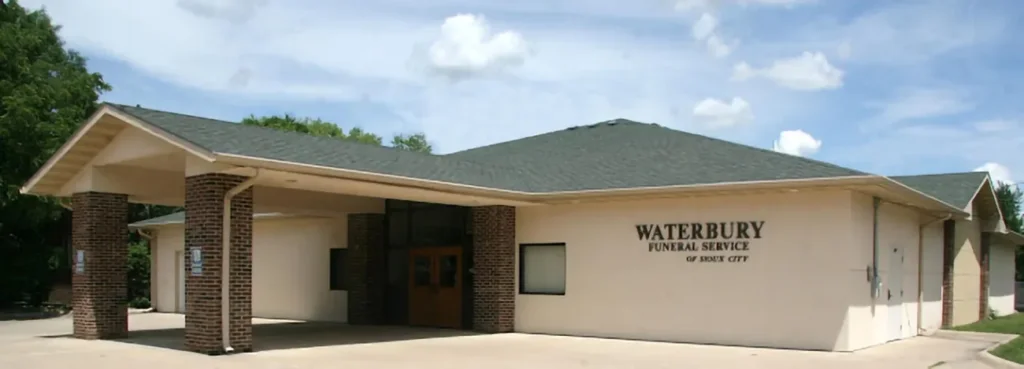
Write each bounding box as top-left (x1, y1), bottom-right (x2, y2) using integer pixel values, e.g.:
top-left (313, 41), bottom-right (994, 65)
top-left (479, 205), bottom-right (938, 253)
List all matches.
top-left (951, 312), bottom-right (1024, 334)
top-left (990, 336), bottom-right (1024, 364)
top-left (951, 313), bottom-right (1024, 363)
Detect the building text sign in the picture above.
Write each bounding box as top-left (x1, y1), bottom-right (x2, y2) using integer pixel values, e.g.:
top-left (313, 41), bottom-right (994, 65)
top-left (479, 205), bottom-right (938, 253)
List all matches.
top-left (635, 221), bottom-right (765, 263)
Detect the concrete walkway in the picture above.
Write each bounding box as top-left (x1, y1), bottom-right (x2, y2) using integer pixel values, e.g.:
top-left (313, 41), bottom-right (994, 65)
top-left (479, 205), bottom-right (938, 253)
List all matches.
top-left (0, 313), bottom-right (1003, 368)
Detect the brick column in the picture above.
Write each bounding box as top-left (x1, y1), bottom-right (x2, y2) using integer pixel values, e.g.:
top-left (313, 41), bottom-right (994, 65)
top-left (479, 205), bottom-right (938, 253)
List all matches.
top-left (184, 174), bottom-right (253, 354)
top-left (979, 232), bottom-right (991, 320)
top-left (471, 206), bottom-right (516, 333)
top-left (941, 219), bottom-right (955, 328)
top-left (346, 213), bottom-right (385, 325)
top-left (71, 192), bottom-right (129, 339)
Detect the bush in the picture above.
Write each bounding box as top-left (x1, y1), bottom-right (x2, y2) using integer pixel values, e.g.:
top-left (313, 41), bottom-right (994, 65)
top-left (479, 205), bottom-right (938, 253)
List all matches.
top-left (126, 241), bottom-right (150, 302)
top-left (128, 296), bottom-right (151, 309)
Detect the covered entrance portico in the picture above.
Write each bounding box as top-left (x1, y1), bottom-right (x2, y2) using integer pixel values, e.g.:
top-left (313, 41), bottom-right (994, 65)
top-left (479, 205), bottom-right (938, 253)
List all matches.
top-left (19, 105), bottom-right (529, 354)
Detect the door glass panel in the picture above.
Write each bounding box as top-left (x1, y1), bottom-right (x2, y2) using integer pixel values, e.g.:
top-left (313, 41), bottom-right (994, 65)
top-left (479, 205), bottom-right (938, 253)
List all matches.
top-left (438, 255), bottom-right (458, 287)
top-left (413, 256), bottom-right (431, 286)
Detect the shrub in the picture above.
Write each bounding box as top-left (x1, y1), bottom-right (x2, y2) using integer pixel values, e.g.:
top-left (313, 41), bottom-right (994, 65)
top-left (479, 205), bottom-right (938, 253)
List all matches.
top-left (128, 296), bottom-right (151, 309)
top-left (126, 241), bottom-right (150, 302)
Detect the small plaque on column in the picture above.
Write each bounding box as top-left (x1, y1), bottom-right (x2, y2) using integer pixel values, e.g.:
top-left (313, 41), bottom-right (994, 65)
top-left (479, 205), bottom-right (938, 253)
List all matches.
top-left (190, 247), bottom-right (203, 276)
top-left (75, 250), bottom-right (85, 274)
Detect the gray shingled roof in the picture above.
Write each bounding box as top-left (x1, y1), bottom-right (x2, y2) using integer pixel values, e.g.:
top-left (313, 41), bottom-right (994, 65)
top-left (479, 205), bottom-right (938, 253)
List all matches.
top-left (891, 172), bottom-right (989, 209)
top-left (109, 104), bottom-right (867, 193)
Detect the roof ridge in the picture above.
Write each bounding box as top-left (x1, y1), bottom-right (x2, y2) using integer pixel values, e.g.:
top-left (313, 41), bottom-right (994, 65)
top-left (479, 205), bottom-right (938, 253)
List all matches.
top-left (643, 124), bottom-right (870, 175)
top-left (446, 118), bottom-right (651, 157)
top-left (890, 171), bottom-right (988, 178)
top-left (106, 102), bottom-right (444, 158)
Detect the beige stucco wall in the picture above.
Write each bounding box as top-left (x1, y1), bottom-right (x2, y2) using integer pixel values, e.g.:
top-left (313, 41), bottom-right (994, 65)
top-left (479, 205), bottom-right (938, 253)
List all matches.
top-left (919, 222), bottom-right (945, 333)
top-left (154, 226), bottom-right (184, 313)
top-left (845, 193), bottom-right (922, 349)
top-left (515, 190), bottom-right (926, 352)
top-left (951, 204), bottom-right (983, 326)
top-left (151, 216), bottom-right (354, 322)
top-left (989, 243), bottom-right (1017, 316)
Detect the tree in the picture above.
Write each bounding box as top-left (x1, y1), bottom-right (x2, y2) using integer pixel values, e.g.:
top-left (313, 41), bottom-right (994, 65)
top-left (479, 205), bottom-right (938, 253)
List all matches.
top-left (994, 182), bottom-right (1024, 280)
top-left (0, 0), bottom-right (110, 306)
top-left (995, 182), bottom-right (1023, 233)
top-left (242, 115), bottom-right (432, 153)
top-left (392, 133), bottom-right (433, 154)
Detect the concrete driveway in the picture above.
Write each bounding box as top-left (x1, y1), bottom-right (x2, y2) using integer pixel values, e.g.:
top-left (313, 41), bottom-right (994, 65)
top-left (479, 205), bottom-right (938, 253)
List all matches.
top-left (0, 313), bottom-right (1002, 368)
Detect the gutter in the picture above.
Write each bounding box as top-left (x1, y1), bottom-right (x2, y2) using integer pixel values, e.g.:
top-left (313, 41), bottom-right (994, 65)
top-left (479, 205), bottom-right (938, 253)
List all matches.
top-left (917, 213), bottom-right (953, 335)
top-left (221, 169), bottom-right (261, 354)
top-left (137, 229), bottom-right (154, 240)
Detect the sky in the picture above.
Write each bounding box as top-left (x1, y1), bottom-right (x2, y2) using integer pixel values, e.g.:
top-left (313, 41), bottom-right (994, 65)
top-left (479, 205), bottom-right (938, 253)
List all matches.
top-left (19, 0), bottom-right (1024, 185)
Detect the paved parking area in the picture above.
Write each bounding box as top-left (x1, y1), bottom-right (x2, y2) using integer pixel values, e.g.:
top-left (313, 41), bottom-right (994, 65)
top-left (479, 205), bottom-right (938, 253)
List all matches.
top-left (0, 313), bottom-right (1003, 368)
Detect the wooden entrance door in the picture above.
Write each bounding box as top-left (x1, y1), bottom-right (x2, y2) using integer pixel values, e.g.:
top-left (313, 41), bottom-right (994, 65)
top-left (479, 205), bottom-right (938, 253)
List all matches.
top-left (408, 247), bottom-right (463, 329)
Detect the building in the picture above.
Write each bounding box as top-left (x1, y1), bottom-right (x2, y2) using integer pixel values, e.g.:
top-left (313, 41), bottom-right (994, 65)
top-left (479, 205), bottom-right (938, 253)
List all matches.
top-left (21, 104), bottom-right (1024, 354)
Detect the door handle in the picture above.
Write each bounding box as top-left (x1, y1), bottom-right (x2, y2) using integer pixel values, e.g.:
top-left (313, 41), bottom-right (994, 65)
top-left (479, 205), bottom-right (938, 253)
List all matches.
top-left (887, 289), bottom-right (892, 300)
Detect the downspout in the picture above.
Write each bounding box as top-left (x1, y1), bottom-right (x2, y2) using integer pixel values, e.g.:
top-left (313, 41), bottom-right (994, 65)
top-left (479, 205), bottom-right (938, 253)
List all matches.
top-left (221, 169), bottom-right (261, 354)
top-left (872, 197), bottom-right (881, 301)
top-left (917, 213), bottom-right (952, 334)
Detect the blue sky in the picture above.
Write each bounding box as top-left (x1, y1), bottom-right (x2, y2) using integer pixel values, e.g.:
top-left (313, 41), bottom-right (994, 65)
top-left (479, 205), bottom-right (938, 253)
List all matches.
top-left (22, 0), bottom-right (1024, 184)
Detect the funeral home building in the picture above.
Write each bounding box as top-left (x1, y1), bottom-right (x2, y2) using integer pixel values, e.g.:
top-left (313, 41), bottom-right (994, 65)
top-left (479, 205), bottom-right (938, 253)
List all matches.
top-left (21, 103), bottom-right (1023, 354)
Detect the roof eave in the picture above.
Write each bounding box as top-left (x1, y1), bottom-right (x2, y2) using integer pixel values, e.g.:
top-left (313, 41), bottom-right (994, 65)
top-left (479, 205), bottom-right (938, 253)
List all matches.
top-left (20, 104), bottom-right (217, 197)
top-left (878, 177), bottom-right (971, 218)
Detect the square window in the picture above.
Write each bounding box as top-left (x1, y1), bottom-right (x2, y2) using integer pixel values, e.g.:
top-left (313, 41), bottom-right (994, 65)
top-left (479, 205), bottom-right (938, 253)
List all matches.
top-left (330, 248), bottom-right (348, 290)
top-left (519, 243), bottom-right (566, 295)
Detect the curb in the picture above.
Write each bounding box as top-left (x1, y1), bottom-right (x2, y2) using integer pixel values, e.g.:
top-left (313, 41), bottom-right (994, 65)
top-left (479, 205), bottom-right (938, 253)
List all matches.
top-left (978, 336), bottom-right (1023, 369)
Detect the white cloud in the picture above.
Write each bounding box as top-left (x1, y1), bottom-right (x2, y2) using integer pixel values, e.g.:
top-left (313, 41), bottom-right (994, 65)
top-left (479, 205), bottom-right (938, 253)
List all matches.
top-left (16, 0), bottom-right (847, 155)
top-left (693, 97), bottom-right (752, 128)
top-left (973, 120), bottom-right (1020, 133)
top-left (692, 13), bottom-right (717, 41)
top-left (674, 0), bottom-right (811, 12)
top-left (426, 14), bottom-right (530, 79)
top-left (689, 12), bottom-right (731, 58)
top-left (772, 129), bottom-right (821, 156)
top-left (875, 88), bottom-right (973, 122)
top-left (836, 41), bottom-right (851, 60)
top-left (674, 0), bottom-right (716, 12)
top-left (175, 0), bottom-right (267, 23)
top-left (705, 35), bottom-right (732, 58)
top-left (739, 0), bottom-right (815, 6)
top-left (975, 162), bottom-right (1014, 186)
top-left (732, 52), bottom-right (843, 91)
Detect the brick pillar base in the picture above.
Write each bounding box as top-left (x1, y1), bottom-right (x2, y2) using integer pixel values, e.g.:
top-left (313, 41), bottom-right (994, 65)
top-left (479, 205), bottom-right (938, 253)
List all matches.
top-left (471, 206), bottom-right (516, 333)
top-left (980, 232), bottom-right (991, 320)
top-left (346, 213), bottom-right (385, 325)
top-left (71, 192), bottom-right (129, 339)
top-left (184, 174), bottom-right (253, 354)
top-left (941, 219), bottom-right (955, 328)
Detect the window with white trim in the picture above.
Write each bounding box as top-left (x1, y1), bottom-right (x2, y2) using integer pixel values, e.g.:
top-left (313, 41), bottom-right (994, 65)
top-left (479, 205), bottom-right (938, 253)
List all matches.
top-left (519, 243), bottom-right (566, 295)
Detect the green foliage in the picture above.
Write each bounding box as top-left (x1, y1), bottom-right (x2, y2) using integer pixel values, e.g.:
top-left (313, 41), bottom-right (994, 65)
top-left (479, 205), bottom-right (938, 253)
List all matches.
top-left (391, 133), bottom-right (433, 154)
top-left (994, 182), bottom-right (1024, 280)
top-left (241, 114), bottom-right (431, 153)
top-left (126, 242), bottom-right (150, 302)
top-left (995, 182), bottom-right (1023, 233)
top-left (0, 0), bottom-right (110, 307)
top-left (128, 297), bottom-right (151, 309)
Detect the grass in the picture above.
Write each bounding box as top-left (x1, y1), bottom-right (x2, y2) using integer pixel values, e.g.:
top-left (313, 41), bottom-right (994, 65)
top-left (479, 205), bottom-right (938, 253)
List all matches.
top-left (990, 336), bottom-right (1024, 364)
top-left (951, 312), bottom-right (1024, 364)
top-left (951, 312), bottom-right (1024, 334)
